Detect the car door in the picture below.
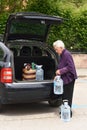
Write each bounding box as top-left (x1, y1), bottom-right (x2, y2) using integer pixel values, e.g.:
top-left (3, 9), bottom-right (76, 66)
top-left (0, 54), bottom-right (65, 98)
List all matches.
top-left (3, 12), bottom-right (63, 43)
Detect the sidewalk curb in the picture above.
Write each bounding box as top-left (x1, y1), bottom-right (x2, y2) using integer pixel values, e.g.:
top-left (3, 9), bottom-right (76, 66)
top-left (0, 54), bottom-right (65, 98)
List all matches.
top-left (78, 75), bottom-right (87, 78)
top-left (76, 69), bottom-right (87, 78)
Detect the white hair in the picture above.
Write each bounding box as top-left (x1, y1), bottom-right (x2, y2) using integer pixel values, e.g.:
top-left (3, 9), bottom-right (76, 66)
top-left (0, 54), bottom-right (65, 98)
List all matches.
top-left (53, 40), bottom-right (65, 48)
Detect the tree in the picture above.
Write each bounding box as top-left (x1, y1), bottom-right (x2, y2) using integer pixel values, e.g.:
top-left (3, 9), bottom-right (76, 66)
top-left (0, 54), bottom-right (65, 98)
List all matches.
top-left (0, 0), bottom-right (87, 52)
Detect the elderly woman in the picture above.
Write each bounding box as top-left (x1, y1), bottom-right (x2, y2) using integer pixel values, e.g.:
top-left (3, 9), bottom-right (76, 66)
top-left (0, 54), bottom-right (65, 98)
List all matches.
top-left (53, 40), bottom-right (77, 116)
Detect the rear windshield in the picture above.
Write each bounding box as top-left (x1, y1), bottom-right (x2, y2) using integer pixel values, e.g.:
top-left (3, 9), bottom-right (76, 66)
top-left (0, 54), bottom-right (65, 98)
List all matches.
top-left (9, 20), bottom-right (47, 36)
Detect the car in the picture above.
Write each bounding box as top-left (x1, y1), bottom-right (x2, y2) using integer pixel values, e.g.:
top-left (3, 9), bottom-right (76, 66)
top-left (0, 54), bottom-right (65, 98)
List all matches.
top-left (0, 12), bottom-right (63, 111)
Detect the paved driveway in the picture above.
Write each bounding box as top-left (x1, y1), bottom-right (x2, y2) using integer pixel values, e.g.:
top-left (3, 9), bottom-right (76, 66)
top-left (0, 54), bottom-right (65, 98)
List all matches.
top-left (0, 77), bottom-right (87, 130)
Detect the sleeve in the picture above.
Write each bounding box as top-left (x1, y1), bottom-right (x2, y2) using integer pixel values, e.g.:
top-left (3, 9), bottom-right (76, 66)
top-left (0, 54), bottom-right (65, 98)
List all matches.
top-left (59, 53), bottom-right (74, 75)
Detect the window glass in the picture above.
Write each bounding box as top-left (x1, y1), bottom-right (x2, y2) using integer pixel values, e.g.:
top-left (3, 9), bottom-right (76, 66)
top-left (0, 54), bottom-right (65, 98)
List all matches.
top-left (10, 20), bottom-right (47, 36)
top-left (0, 47), bottom-right (4, 60)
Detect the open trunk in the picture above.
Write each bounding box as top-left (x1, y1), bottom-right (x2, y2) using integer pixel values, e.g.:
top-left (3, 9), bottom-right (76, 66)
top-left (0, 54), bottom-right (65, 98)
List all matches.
top-left (14, 56), bottom-right (56, 81)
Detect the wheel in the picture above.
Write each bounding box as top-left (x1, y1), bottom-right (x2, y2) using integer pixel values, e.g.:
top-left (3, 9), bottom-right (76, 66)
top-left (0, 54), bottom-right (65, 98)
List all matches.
top-left (48, 98), bottom-right (62, 107)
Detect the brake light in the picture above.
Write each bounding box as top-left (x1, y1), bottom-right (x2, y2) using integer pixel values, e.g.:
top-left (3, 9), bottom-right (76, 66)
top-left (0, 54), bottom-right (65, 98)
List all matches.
top-left (1, 68), bottom-right (13, 83)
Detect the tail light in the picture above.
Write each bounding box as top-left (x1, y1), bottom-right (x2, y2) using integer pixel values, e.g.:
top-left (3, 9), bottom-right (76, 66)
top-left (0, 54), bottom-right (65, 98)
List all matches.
top-left (0, 68), bottom-right (13, 83)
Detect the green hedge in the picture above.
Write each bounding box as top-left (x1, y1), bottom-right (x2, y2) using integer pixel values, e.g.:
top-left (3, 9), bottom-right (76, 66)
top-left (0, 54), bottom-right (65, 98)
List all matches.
top-left (47, 2), bottom-right (87, 52)
top-left (0, 13), bottom-right (10, 34)
top-left (0, 0), bottom-right (87, 52)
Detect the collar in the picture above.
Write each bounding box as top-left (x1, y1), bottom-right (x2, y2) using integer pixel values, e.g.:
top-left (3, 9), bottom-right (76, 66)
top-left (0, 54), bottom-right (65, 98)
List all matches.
top-left (61, 49), bottom-right (66, 57)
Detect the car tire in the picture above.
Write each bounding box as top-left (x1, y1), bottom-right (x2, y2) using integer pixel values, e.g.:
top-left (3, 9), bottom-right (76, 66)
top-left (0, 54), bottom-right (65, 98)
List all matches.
top-left (48, 99), bottom-right (62, 107)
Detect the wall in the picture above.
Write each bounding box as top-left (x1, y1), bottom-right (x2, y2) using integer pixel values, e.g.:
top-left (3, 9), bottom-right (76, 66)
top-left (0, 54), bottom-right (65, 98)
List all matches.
top-left (72, 54), bottom-right (87, 68)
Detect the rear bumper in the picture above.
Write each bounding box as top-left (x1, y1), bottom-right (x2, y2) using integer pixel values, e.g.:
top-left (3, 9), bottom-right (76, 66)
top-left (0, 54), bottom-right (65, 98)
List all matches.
top-left (0, 81), bottom-right (59, 104)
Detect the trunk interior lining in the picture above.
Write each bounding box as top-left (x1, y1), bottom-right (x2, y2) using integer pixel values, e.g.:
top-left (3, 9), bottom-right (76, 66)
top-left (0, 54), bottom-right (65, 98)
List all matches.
top-left (14, 56), bottom-right (55, 81)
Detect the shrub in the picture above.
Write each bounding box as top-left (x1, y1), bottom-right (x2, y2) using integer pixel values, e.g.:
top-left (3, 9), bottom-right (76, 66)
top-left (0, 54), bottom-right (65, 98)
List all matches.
top-left (0, 0), bottom-right (87, 52)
